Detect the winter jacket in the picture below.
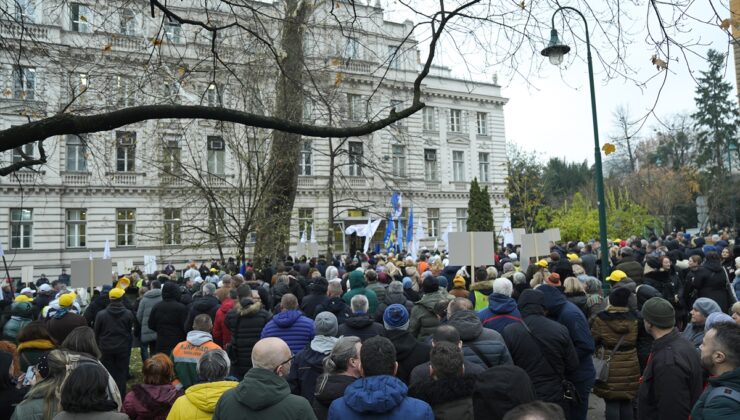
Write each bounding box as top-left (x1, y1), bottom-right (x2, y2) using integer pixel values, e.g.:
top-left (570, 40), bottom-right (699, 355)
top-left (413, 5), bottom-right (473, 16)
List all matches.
top-left (581, 253), bottom-right (598, 277)
top-left (226, 300), bottom-right (271, 378)
top-left (469, 280), bottom-right (494, 311)
top-left (213, 368), bottom-right (316, 420)
top-left (342, 275), bottom-right (379, 316)
top-left (123, 383), bottom-right (180, 420)
top-left (94, 300), bottom-right (134, 354)
top-left (635, 285), bottom-right (661, 371)
top-left (449, 286), bottom-right (470, 299)
top-left (83, 295), bottom-right (109, 327)
top-left (261, 309), bottom-right (315, 355)
top-left (365, 282), bottom-right (387, 304)
top-left (409, 292), bottom-right (447, 341)
top-left (502, 302), bottom-right (579, 403)
top-left (315, 297), bottom-right (351, 325)
top-left (3, 302), bottom-right (33, 342)
top-left (172, 331), bottom-right (222, 390)
top-left (591, 306), bottom-right (640, 400)
top-left (10, 396), bottom-right (59, 420)
top-left (549, 259), bottom-right (575, 281)
top-left (17, 338), bottom-right (55, 372)
top-left (408, 359), bottom-right (484, 387)
top-left (690, 367), bottom-right (740, 420)
top-left (615, 256), bottom-right (644, 283)
top-left (46, 311), bottom-right (87, 345)
top-left (477, 293), bottom-right (522, 334)
top-left (636, 329), bottom-right (703, 420)
top-left (565, 292), bottom-right (589, 318)
top-left (472, 365), bottom-right (536, 420)
top-left (386, 329), bottom-right (430, 384)
top-left (611, 277), bottom-right (639, 312)
top-left (301, 293), bottom-right (329, 320)
top-left (690, 261), bottom-right (733, 313)
top-left (136, 288), bottom-right (162, 343)
top-left (312, 374), bottom-right (357, 420)
top-left (212, 298), bottom-right (235, 346)
top-left (408, 375), bottom-right (476, 420)
top-left (328, 375), bottom-right (434, 420)
top-left (374, 293), bottom-right (414, 323)
top-left (539, 285), bottom-right (595, 383)
top-left (287, 337), bottom-right (336, 402)
top-left (337, 314), bottom-right (385, 342)
top-left (184, 295), bottom-right (220, 331)
top-left (448, 310), bottom-right (512, 369)
top-left (643, 270), bottom-right (675, 304)
top-left (52, 411), bottom-right (129, 420)
top-left (149, 282), bottom-right (189, 356)
top-left (167, 380), bottom-right (237, 420)
top-left (681, 322), bottom-right (705, 349)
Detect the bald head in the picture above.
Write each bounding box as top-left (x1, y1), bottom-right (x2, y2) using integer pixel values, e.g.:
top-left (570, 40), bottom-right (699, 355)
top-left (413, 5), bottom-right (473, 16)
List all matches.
top-left (251, 337), bottom-right (292, 372)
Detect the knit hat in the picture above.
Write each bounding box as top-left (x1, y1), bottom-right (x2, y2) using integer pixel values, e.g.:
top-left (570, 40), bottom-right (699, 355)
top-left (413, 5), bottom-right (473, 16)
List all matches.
top-left (453, 275), bottom-right (466, 287)
top-left (606, 270), bottom-right (627, 282)
top-left (436, 276), bottom-right (448, 289)
top-left (693, 297), bottom-right (721, 317)
top-left (402, 277), bottom-right (413, 289)
top-left (545, 273), bottom-right (561, 286)
top-left (109, 287), bottom-right (125, 300)
top-left (705, 312), bottom-right (734, 331)
top-left (59, 292), bottom-right (76, 308)
top-left (503, 262), bottom-right (515, 273)
top-left (609, 287), bottom-right (631, 308)
top-left (377, 272), bottom-right (390, 284)
top-left (383, 304), bottom-right (410, 330)
top-left (641, 297), bottom-right (675, 328)
top-left (422, 276), bottom-right (439, 293)
top-left (314, 311), bottom-right (338, 337)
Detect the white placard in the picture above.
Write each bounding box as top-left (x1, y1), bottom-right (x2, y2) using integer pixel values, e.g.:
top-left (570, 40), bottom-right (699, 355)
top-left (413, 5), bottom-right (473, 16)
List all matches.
top-left (143, 256), bottom-right (157, 275)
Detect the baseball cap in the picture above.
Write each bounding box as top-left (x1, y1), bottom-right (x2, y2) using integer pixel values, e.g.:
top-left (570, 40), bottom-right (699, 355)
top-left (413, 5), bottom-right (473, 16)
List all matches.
top-left (606, 270), bottom-right (627, 282)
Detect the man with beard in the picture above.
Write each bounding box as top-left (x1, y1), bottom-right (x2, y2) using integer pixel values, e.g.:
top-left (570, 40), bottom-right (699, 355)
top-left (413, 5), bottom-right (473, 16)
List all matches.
top-left (691, 322), bottom-right (740, 419)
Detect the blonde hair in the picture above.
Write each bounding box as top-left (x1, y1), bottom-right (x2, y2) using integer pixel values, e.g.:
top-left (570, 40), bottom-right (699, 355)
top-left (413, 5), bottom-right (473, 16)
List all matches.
top-left (564, 277), bottom-right (584, 294)
top-left (572, 264), bottom-right (585, 276)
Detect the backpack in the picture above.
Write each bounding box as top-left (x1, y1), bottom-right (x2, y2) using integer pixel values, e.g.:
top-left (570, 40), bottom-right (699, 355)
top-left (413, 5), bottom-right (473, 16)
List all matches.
top-left (705, 386), bottom-right (740, 405)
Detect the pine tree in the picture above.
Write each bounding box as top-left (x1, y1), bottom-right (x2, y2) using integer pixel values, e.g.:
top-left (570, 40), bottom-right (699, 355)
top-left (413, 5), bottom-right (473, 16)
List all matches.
top-left (467, 178), bottom-right (494, 231)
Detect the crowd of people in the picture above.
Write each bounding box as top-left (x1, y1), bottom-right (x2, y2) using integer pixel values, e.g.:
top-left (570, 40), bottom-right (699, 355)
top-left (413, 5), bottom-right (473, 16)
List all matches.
top-left (0, 231), bottom-right (738, 420)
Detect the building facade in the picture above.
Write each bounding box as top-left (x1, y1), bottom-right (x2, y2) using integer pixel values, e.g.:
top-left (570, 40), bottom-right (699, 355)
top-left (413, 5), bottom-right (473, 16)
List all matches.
top-left (0, 0), bottom-right (508, 281)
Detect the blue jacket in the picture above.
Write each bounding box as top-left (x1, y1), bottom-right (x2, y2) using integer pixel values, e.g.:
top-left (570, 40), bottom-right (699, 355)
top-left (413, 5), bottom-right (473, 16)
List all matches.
top-left (260, 309), bottom-right (315, 355)
top-left (328, 375), bottom-right (434, 420)
top-left (477, 293), bottom-right (522, 334)
top-left (539, 285), bottom-right (595, 382)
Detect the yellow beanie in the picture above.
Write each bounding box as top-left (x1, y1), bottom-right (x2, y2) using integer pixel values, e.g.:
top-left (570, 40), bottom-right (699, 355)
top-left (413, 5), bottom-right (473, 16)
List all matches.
top-left (109, 287), bottom-right (125, 300)
top-left (59, 293), bottom-right (76, 307)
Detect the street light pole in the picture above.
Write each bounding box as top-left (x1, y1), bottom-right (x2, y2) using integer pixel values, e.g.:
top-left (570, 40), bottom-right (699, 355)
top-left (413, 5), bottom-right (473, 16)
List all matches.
top-left (541, 6), bottom-right (610, 281)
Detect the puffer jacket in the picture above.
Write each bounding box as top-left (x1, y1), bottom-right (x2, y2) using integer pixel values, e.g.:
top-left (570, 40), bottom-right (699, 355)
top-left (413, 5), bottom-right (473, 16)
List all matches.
top-left (408, 375), bottom-right (476, 420)
top-left (123, 383), bottom-right (180, 420)
top-left (591, 306), bottom-right (640, 400)
top-left (690, 261), bottom-right (733, 313)
top-left (643, 270), bottom-right (675, 304)
top-left (327, 375), bottom-right (433, 420)
top-left (260, 309), bottom-right (315, 355)
top-left (2, 302), bottom-right (33, 342)
top-left (315, 297), bottom-right (352, 324)
top-left (168, 380), bottom-right (238, 420)
top-left (565, 292), bottom-right (589, 318)
top-left (366, 281), bottom-right (387, 304)
top-left (226, 299), bottom-right (271, 378)
top-left (690, 367), bottom-right (740, 420)
top-left (136, 288), bottom-right (162, 344)
top-left (337, 314), bottom-right (385, 342)
top-left (149, 282), bottom-right (188, 356)
top-left (448, 310), bottom-right (512, 370)
top-left (375, 292), bottom-right (414, 322)
top-left (469, 280), bottom-right (494, 311)
top-left (477, 293), bottom-right (522, 334)
top-left (409, 292), bottom-right (447, 341)
top-left (212, 298), bottom-right (235, 346)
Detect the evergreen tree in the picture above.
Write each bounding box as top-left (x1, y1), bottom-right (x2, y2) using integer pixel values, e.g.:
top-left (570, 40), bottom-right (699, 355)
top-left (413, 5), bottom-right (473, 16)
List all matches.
top-left (467, 178), bottom-right (494, 231)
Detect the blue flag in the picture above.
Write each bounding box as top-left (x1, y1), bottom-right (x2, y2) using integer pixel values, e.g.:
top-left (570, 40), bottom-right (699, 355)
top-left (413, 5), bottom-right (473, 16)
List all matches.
top-left (390, 192), bottom-right (402, 220)
top-left (396, 218), bottom-right (404, 251)
top-left (383, 216), bottom-right (394, 247)
top-left (406, 207), bottom-right (414, 246)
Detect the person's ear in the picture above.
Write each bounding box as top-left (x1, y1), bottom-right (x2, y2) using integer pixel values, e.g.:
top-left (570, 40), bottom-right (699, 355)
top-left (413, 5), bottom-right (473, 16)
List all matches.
top-left (393, 361), bottom-right (398, 376)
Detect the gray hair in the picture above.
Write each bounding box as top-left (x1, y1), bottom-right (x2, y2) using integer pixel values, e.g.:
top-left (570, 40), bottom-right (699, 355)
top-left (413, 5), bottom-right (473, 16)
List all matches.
top-left (583, 277), bottom-right (602, 294)
top-left (325, 266), bottom-right (339, 281)
top-left (351, 294), bottom-right (369, 313)
top-left (327, 279), bottom-right (343, 296)
top-left (323, 336), bottom-right (361, 374)
top-left (492, 278), bottom-right (513, 297)
top-left (202, 283), bottom-right (216, 296)
top-left (512, 272), bottom-right (526, 285)
top-left (388, 280), bottom-right (403, 294)
top-left (221, 274), bottom-right (232, 284)
top-left (197, 349), bottom-right (230, 382)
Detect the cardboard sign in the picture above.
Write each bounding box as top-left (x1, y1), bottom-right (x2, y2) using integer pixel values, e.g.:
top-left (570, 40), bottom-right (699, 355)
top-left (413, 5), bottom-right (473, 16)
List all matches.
top-left (70, 259), bottom-right (113, 288)
top-left (447, 232), bottom-right (496, 267)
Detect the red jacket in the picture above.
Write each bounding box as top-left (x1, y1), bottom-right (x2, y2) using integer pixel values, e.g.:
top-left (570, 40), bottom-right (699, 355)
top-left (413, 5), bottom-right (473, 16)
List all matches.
top-left (212, 298), bottom-right (235, 346)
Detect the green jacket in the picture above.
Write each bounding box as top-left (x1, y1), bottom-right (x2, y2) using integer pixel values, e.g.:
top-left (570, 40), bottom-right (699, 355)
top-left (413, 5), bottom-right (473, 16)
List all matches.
top-left (691, 367), bottom-right (740, 420)
top-left (342, 272), bottom-right (378, 315)
top-left (213, 368), bottom-right (316, 420)
top-left (11, 396), bottom-right (59, 420)
top-left (409, 292), bottom-right (447, 341)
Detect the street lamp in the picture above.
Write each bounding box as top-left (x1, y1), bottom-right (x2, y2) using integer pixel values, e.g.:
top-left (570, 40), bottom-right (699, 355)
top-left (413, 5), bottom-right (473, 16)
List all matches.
top-left (541, 6), bottom-right (610, 281)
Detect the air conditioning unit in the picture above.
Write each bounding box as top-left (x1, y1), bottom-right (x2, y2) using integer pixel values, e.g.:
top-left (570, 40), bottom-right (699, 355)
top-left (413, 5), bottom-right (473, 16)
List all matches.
top-left (208, 137), bottom-right (224, 150)
top-left (424, 150), bottom-right (436, 161)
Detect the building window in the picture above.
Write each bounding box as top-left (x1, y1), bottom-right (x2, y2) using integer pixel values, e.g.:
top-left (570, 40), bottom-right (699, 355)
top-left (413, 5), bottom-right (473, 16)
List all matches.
top-left (477, 112), bottom-right (488, 135)
top-left (12, 66), bottom-right (35, 100)
top-left (116, 208), bottom-right (136, 246)
top-left (66, 135), bottom-right (87, 172)
top-left (14, 0), bottom-right (35, 23)
top-left (10, 208), bottom-right (32, 249)
top-left (348, 94), bottom-right (364, 121)
top-left (453, 150), bottom-right (465, 182)
top-left (333, 224), bottom-right (345, 253)
top-left (427, 208), bottom-right (439, 237)
top-left (348, 141), bottom-right (362, 176)
top-left (69, 3), bottom-right (91, 33)
top-left (449, 109), bottom-right (462, 133)
top-left (298, 208), bottom-right (313, 235)
top-left (116, 131), bottom-right (136, 172)
top-left (163, 208), bottom-right (181, 245)
top-left (456, 208), bottom-right (467, 232)
top-left (119, 8), bottom-right (136, 35)
top-left (163, 137), bottom-right (181, 174)
top-left (303, 99), bottom-right (314, 120)
top-left (345, 37), bottom-right (359, 59)
top-left (391, 100), bottom-right (404, 127)
top-left (208, 207), bottom-right (224, 241)
top-left (422, 106), bottom-right (436, 131)
top-left (424, 149), bottom-right (438, 181)
top-left (478, 152), bottom-right (490, 182)
top-left (207, 136), bottom-right (225, 175)
top-left (66, 209), bottom-right (86, 248)
top-left (392, 145), bottom-right (406, 177)
top-left (299, 140), bottom-right (312, 176)
top-left (116, 76), bottom-right (135, 107)
top-left (165, 17), bottom-right (183, 43)
top-left (387, 45), bottom-right (400, 69)
top-left (206, 83), bottom-right (219, 106)
top-left (12, 144), bottom-right (34, 164)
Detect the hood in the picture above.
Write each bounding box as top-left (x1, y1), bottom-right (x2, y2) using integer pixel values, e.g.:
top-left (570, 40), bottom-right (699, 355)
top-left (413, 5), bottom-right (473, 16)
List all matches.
top-left (487, 293), bottom-right (518, 314)
top-left (704, 260), bottom-right (723, 273)
top-left (518, 289), bottom-right (546, 316)
top-left (273, 309), bottom-right (304, 328)
top-left (143, 288), bottom-right (163, 300)
top-left (185, 380), bottom-right (237, 412)
top-left (325, 297), bottom-right (348, 313)
top-left (131, 383), bottom-right (179, 408)
top-left (311, 335), bottom-right (339, 353)
top-left (383, 292), bottom-right (408, 305)
top-left (218, 298), bottom-right (235, 314)
top-left (187, 330), bottom-right (214, 346)
top-left (470, 280), bottom-right (494, 295)
top-left (385, 330), bottom-right (418, 359)
top-left (636, 285), bottom-right (661, 309)
top-left (538, 285), bottom-right (567, 314)
top-left (233, 368), bottom-right (291, 410)
top-left (344, 314), bottom-right (374, 329)
top-left (193, 295), bottom-right (220, 311)
top-left (314, 374), bottom-right (357, 406)
top-left (162, 282), bottom-right (181, 300)
top-left (448, 310), bottom-right (483, 341)
top-left (105, 300), bottom-right (128, 315)
top-left (417, 291), bottom-right (445, 312)
top-left (343, 375), bottom-right (408, 414)
top-left (237, 300), bottom-right (264, 316)
top-left (349, 271), bottom-right (366, 289)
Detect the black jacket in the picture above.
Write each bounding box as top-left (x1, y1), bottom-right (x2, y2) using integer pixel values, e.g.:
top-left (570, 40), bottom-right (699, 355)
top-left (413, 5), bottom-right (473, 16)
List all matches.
top-left (386, 329), bottom-right (430, 384)
top-left (184, 294), bottom-right (220, 331)
top-left (374, 293), bottom-right (414, 323)
top-left (690, 261), bottom-right (733, 313)
top-left (312, 374), bottom-right (356, 420)
top-left (643, 270), bottom-right (676, 303)
top-left (314, 297), bottom-right (351, 325)
top-left (287, 345), bottom-right (326, 402)
top-left (300, 293), bottom-right (329, 320)
top-left (337, 314), bottom-right (385, 342)
top-left (447, 310), bottom-right (512, 370)
top-left (637, 329), bottom-right (703, 420)
top-left (472, 365), bottom-right (535, 420)
top-left (549, 259), bottom-right (574, 281)
top-left (408, 375), bottom-right (476, 420)
top-left (94, 300), bottom-right (134, 353)
top-left (226, 300), bottom-right (272, 378)
top-left (148, 282), bottom-right (188, 356)
top-left (84, 294), bottom-right (133, 327)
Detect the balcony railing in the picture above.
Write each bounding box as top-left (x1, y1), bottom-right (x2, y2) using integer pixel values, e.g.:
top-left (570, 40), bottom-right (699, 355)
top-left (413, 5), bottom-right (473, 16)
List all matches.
top-left (62, 172), bottom-right (91, 185)
top-left (0, 21), bottom-right (50, 41)
top-left (1, 171), bottom-right (40, 185)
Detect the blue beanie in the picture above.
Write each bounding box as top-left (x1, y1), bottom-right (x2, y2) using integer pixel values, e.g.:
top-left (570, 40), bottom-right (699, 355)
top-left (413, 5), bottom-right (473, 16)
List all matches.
top-left (705, 312), bottom-right (734, 331)
top-left (693, 297), bottom-right (721, 317)
top-left (402, 277), bottom-right (413, 289)
top-left (436, 276), bottom-right (448, 289)
top-left (383, 304), bottom-right (410, 330)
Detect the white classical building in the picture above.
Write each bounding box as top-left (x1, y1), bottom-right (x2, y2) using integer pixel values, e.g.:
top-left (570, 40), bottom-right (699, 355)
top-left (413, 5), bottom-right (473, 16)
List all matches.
top-left (0, 0), bottom-right (508, 281)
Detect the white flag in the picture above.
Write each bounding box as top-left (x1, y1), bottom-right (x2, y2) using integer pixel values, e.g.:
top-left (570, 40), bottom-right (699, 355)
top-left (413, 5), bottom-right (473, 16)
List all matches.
top-left (363, 218), bottom-right (382, 254)
top-left (441, 221), bottom-right (453, 245)
top-left (310, 225), bottom-right (317, 244)
top-left (103, 240), bottom-right (111, 259)
top-left (300, 230), bottom-right (307, 244)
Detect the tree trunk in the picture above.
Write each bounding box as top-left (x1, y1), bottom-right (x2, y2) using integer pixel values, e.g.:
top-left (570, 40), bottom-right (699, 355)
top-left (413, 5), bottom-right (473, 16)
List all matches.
top-left (252, 0), bottom-right (312, 270)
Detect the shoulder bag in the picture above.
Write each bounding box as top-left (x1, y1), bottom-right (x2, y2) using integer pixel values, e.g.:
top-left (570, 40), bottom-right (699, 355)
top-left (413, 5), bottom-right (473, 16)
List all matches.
top-left (592, 334), bottom-right (625, 383)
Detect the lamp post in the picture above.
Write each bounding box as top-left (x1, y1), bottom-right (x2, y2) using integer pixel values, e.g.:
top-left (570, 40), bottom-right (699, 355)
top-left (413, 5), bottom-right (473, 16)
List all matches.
top-left (729, 142), bottom-right (738, 231)
top-left (541, 6), bottom-right (610, 281)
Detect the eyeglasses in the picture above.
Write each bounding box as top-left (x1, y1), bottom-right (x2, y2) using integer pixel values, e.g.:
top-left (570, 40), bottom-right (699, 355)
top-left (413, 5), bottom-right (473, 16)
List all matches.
top-left (274, 354), bottom-right (294, 373)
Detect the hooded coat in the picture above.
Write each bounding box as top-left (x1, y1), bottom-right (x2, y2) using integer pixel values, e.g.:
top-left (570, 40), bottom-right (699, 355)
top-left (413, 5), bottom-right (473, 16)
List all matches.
top-left (477, 293), bottom-right (522, 334)
top-left (447, 310), bottom-right (512, 370)
top-left (287, 335), bottom-right (338, 403)
top-left (385, 329), bottom-right (430, 384)
top-left (184, 294), bottom-right (220, 332)
top-left (168, 380), bottom-right (238, 420)
top-left (690, 367), bottom-right (740, 420)
top-left (213, 368), bottom-right (316, 420)
top-left (301, 286), bottom-right (330, 320)
top-left (314, 297), bottom-right (351, 325)
top-left (123, 383), bottom-right (180, 420)
top-left (94, 299), bottom-right (134, 353)
top-left (409, 292), bottom-right (447, 341)
top-left (408, 375), bottom-right (476, 420)
top-left (615, 256), bottom-right (644, 283)
top-left (312, 374), bottom-right (357, 420)
top-left (212, 298), bottom-right (235, 347)
top-left (342, 273), bottom-right (379, 315)
top-left (337, 314), bottom-right (385, 342)
top-left (327, 375), bottom-right (434, 420)
top-left (590, 306), bottom-right (640, 400)
top-left (374, 292), bottom-right (414, 323)
top-left (136, 288), bottom-right (162, 344)
top-left (643, 270), bottom-right (675, 304)
top-left (46, 310), bottom-right (87, 345)
top-left (691, 261), bottom-right (733, 313)
top-left (149, 282), bottom-right (188, 356)
top-left (260, 309), bottom-right (315, 355)
top-left (472, 365), bottom-right (536, 420)
top-left (226, 299), bottom-right (271, 378)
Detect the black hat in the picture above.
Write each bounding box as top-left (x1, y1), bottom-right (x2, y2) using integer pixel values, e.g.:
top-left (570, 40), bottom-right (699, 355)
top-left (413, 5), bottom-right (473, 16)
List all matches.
top-left (609, 287), bottom-right (631, 308)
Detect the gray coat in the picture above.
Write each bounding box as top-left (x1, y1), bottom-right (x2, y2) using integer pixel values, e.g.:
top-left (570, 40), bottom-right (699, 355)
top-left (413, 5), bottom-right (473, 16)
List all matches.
top-left (137, 288), bottom-right (162, 343)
